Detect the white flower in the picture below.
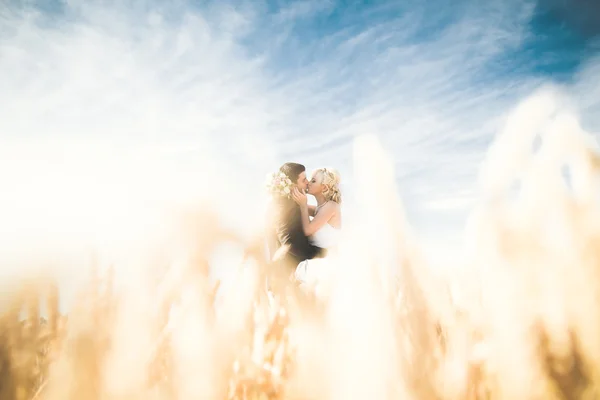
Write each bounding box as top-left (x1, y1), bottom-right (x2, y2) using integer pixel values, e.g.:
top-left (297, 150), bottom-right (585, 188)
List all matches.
top-left (265, 170), bottom-right (294, 198)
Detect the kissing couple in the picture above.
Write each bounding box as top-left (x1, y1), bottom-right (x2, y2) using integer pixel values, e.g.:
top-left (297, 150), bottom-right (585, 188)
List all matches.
top-left (266, 162), bottom-right (342, 292)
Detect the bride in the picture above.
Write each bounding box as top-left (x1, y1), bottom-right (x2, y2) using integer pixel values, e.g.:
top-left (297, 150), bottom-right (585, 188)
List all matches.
top-left (291, 167), bottom-right (342, 295)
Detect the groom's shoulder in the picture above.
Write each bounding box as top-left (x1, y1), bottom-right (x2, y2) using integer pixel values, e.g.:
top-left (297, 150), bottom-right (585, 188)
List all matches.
top-left (270, 197), bottom-right (296, 218)
top-left (274, 197), bottom-right (294, 209)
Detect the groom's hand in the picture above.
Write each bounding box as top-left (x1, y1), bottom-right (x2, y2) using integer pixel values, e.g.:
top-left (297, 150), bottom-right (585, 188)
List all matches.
top-left (292, 187), bottom-right (308, 206)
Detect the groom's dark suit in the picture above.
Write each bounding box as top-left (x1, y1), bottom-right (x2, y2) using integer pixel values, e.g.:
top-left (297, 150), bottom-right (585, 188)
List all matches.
top-left (269, 197), bottom-right (325, 268)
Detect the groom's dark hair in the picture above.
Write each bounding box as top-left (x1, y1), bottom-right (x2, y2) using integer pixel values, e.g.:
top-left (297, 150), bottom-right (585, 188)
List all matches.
top-left (279, 162), bottom-right (306, 183)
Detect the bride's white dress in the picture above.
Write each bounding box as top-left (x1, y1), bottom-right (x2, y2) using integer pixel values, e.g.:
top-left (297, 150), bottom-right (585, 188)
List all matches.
top-left (294, 222), bottom-right (341, 295)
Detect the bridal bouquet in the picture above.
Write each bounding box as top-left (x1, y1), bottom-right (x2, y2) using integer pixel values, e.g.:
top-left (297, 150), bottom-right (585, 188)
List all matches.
top-left (265, 172), bottom-right (293, 198)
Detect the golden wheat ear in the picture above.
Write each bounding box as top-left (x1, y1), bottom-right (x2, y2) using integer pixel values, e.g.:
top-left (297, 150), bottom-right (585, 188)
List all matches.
top-left (351, 134), bottom-right (444, 399)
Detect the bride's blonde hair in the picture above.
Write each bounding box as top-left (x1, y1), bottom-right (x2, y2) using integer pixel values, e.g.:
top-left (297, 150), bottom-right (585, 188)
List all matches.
top-left (315, 167), bottom-right (342, 204)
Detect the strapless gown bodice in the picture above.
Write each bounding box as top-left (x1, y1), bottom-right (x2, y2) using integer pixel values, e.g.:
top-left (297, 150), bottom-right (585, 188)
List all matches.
top-left (310, 223), bottom-right (340, 250)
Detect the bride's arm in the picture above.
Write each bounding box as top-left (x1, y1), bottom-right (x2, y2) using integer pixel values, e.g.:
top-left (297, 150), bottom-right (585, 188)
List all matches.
top-left (293, 188), bottom-right (337, 236)
top-left (307, 205), bottom-right (316, 217)
top-left (298, 203), bottom-right (336, 236)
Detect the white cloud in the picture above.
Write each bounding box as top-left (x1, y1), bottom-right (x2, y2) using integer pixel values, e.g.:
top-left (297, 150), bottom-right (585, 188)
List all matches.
top-left (1, 0), bottom-right (600, 284)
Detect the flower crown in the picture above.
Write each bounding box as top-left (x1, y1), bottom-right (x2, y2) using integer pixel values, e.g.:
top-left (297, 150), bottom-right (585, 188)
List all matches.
top-left (265, 171), bottom-right (293, 198)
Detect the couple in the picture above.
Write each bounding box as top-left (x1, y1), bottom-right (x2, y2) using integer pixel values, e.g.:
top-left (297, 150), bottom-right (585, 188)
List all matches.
top-left (266, 162), bottom-right (342, 293)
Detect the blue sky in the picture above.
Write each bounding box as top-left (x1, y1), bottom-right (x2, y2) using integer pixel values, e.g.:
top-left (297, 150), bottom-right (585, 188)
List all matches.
top-left (0, 0), bottom-right (600, 277)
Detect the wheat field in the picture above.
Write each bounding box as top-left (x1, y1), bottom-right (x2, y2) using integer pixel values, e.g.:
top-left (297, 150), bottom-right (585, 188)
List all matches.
top-left (2, 89), bottom-right (600, 400)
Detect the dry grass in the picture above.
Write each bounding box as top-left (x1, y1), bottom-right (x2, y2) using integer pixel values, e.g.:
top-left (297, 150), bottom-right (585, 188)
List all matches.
top-left (3, 89), bottom-right (600, 400)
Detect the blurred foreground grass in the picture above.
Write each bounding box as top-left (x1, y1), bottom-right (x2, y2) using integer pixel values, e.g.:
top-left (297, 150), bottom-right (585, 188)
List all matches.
top-left (2, 90), bottom-right (600, 400)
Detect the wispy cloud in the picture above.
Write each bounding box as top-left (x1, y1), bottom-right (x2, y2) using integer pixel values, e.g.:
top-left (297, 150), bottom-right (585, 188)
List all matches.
top-left (1, 0), bottom-right (600, 264)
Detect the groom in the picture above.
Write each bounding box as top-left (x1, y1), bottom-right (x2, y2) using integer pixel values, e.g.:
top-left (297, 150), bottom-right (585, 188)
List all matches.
top-left (269, 162), bottom-right (325, 270)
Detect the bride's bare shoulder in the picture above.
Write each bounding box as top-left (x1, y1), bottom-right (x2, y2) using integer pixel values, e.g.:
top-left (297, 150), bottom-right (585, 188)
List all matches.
top-left (322, 201), bottom-right (340, 213)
